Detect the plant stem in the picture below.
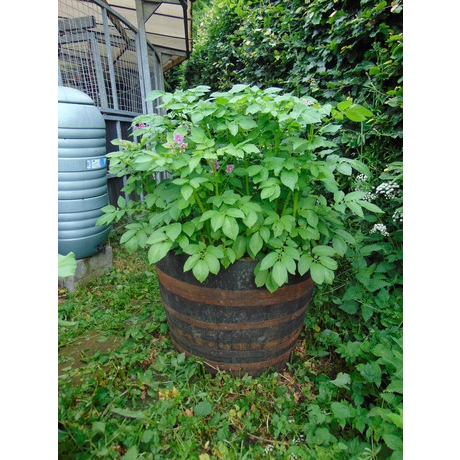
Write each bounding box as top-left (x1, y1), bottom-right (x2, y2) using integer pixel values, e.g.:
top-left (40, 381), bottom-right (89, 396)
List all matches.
top-left (193, 190), bottom-right (206, 214)
top-left (292, 190), bottom-right (298, 218)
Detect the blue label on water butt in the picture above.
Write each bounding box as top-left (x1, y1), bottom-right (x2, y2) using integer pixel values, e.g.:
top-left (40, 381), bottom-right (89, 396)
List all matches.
top-left (86, 158), bottom-right (107, 169)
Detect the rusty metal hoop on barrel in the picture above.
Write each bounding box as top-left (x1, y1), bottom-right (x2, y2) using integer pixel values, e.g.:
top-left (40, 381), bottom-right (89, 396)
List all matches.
top-left (155, 252), bottom-right (314, 377)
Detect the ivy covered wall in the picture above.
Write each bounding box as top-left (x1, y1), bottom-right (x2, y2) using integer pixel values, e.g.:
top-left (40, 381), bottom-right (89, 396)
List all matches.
top-left (168, 0), bottom-right (402, 164)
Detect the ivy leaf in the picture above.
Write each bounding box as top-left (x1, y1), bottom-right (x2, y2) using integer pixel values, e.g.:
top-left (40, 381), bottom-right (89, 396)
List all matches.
top-left (343, 104), bottom-right (373, 122)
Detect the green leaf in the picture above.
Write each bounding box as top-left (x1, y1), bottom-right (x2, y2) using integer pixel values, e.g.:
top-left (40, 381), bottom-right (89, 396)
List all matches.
top-left (204, 253), bottom-right (220, 275)
top-left (319, 256), bottom-right (338, 271)
top-left (145, 89), bottom-right (165, 101)
top-left (211, 213), bottom-right (225, 232)
top-left (183, 253), bottom-right (201, 272)
top-left (280, 170), bottom-right (298, 191)
top-left (241, 143), bottom-right (260, 153)
top-left (339, 300), bottom-right (359, 314)
top-left (148, 241), bottom-right (172, 264)
top-left (248, 232), bottom-right (263, 258)
top-left (189, 127), bottom-right (208, 143)
top-left (346, 201), bottom-right (364, 217)
top-left (344, 191), bottom-right (367, 202)
top-left (386, 379), bottom-right (403, 395)
top-left (260, 252), bottom-right (279, 270)
top-left (123, 446), bottom-right (140, 460)
top-left (357, 362), bottom-right (382, 386)
top-left (337, 100), bottom-right (352, 111)
top-left (332, 236), bottom-right (347, 256)
top-left (181, 184), bottom-right (194, 201)
top-left (228, 122), bottom-right (238, 136)
top-left (337, 162), bottom-right (352, 175)
top-left (298, 254), bottom-right (313, 275)
top-left (225, 208), bottom-right (245, 218)
top-left (111, 408), bottom-right (145, 419)
top-left (312, 245), bottom-right (336, 257)
top-left (330, 372), bottom-right (351, 389)
top-left (272, 261), bottom-right (288, 286)
top-left (192, 259), bottom-right (209, 282)
top-left (58, 252), bottom-right (77, 278)
top-left (331, 401), bottom-right (352, 420)
top-left (343, 104), bottom-right (373, 122)
top-left (238, 116), bottom-right (257, 130)
top-left (194, 400), bottom-right (213, 417)
top-left (91, 421), bottom-right (106, 434)
top-left (357, 200), bottom-right (384, 214)
top-left (383, 434), bottom-right (403, 451)
top-left (341, 158), bottom-right (370, 176)
top-left (164, 223), bottom-right (182, 241)
top-left (222, 216), bottom-right (239, 240)
top-left (306, 210), bottom-right (318, 228)
top-left (310, 262), bottom-right (325, 284)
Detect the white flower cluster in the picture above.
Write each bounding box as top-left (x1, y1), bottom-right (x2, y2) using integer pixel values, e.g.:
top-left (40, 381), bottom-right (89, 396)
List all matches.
top-left (362, 181), bottom-right (401, 202)
top-left (370, 223), bottom-right (390, 237)
top-left (263, 444), bottom-right (274, 454)
top-left (356, 174), bottom-right (368, 182)
top-left (392, 209), bottom-right (403, 223)
top-left (292, 434), bottom-right (306, 445)
top-left (375, 181), bottom-right (400, 199)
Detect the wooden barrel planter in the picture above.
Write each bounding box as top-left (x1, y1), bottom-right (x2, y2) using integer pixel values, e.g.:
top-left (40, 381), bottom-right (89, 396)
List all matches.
top-left (155, 252), bottom-right (314, 377)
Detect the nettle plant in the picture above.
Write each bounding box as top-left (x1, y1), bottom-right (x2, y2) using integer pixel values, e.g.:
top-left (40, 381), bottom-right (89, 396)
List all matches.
top-left (98, 84), bottom-right (382, 292)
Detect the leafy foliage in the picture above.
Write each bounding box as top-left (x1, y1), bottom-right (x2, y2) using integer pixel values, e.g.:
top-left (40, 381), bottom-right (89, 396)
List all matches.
top-left (175, 0), bottom-right (402, 167)
top-left (97, 84), bottom-right (381, 291)
top-left (59, 225), bottom-right (402, 458)
top-left (59, 2), bottom-right (403, 457)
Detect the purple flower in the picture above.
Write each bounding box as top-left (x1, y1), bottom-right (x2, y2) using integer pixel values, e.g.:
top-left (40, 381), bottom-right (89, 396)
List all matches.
top-left (134, 122), bottom-right (146, 130)
top-left (173, 133), bottom-right (184, 144)
top-left (226, 164), bottom-right (234, 174)
top-left (180, 143), bottom-right (188, 149)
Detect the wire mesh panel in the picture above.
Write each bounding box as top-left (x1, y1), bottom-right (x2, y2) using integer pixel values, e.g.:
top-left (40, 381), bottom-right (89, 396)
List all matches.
top-left (58, 0), bottom-right (143, 114)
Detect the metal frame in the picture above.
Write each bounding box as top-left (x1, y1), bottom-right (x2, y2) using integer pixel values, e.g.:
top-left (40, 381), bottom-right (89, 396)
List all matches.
top-left (59, 0), bottom-right (193, 204)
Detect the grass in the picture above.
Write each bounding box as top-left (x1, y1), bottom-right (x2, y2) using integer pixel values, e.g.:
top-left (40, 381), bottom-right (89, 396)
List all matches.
top-left (58, 236), bottom-right (401, 459)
